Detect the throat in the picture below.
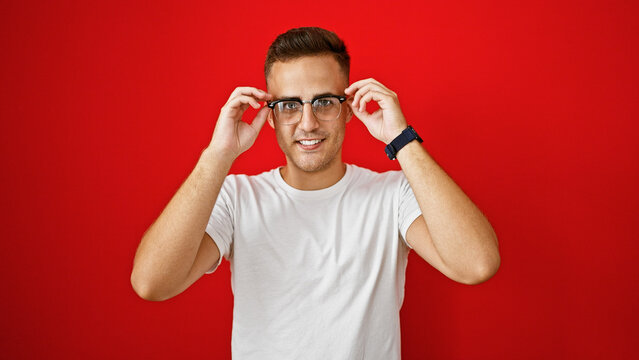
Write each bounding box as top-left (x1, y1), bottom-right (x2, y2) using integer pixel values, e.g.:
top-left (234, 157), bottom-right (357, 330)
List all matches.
top-left (280, 161), bottom-right (346, 190)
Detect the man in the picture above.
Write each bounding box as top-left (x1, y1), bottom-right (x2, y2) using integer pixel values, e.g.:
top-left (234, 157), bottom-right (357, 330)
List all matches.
top-left (131, 27), bottom-right (500, 359)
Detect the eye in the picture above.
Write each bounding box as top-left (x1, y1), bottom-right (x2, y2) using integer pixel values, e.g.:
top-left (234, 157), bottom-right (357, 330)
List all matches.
top-left (278, 101), bottom-right (300, 112)
top-left (315, 98), bottom-right (334, 107)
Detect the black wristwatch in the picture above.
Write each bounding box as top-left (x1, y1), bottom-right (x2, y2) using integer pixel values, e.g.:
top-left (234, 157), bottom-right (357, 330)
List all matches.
top-left (384, 125), bottom-right (423, 160)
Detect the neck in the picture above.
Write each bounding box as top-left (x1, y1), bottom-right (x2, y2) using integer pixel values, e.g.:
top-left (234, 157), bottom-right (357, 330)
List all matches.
top-left (280, 158), bottom-right (347, 191)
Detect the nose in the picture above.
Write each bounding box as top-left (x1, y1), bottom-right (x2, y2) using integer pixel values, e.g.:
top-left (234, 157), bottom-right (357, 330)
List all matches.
top-left (297, 103), bottom-right (320, 132)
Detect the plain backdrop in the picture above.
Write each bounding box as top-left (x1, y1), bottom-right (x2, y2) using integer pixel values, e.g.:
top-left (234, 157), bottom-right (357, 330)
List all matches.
top-left (1, 0), bottom-right (638, 359)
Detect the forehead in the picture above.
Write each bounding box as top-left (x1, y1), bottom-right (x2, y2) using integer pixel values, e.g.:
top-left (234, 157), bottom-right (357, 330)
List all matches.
top-left (267, 55), bottom-right (348, 98)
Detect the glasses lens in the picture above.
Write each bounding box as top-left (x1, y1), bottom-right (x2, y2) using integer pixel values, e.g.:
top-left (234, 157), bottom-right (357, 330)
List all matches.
top-left (273, 97), bottom-right (343, 124)
top-left (275, 101), bottom-right (302, 124)
top-left (312, 97), bottom-right (341, 121)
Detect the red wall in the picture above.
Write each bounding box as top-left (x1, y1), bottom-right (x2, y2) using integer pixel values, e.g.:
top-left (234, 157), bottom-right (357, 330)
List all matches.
top-left (1, 1), bottom-right (637, 359)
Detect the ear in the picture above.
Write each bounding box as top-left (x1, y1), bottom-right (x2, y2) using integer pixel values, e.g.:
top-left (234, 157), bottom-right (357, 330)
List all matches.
top-left (345, 98), bottom-right (354, 123)
top-left (267, 108), bottom-right (275, 129)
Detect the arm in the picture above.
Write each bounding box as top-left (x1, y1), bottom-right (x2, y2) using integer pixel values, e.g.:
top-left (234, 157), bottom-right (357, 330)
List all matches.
top-left (345, 79), bottom-right (500, 285)
top-left (130, 87), bottom-right (273, 301)
top-left (130, 150), bottom-right (231, 301)
top-left (397, 142), bottom-right (500, 284)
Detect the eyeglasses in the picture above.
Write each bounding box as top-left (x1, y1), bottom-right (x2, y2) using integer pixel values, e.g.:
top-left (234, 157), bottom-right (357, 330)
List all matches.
top-left (267, 95), bottom-right (347, 125)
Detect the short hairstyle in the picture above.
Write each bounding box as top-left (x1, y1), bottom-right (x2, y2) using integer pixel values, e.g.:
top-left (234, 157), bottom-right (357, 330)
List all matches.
top-left (264, 27), bottom-right (350, 84)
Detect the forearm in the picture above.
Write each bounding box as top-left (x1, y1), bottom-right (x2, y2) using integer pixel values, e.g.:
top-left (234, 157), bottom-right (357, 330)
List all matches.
top-left (131, 147), bottom-right (232, 298)
top-left (397, 141), bottom-right (500, 280)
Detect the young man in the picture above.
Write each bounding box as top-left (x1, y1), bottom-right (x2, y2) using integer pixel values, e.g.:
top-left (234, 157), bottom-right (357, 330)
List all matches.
top-left (131, 27), bottom-right (500, 359)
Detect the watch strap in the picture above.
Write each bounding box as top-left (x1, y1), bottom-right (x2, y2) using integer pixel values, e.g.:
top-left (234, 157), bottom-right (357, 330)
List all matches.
top-left (384, 125), bottom-right (423, 160)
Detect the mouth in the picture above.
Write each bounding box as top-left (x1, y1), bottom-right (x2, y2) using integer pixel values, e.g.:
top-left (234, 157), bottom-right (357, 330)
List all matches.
top-left (296, 138), bottom-right (325, 150)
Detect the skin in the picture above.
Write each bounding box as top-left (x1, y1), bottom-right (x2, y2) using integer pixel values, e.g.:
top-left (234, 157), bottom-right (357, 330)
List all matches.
top-left (265, 55), bottom-right (353, 190)
top-left (344, 77), bottom-right (501, 285)
top-left (130, 53), bottom-right (500, 302)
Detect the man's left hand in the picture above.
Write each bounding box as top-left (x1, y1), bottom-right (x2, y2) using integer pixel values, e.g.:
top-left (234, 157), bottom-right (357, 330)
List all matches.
top-left (345, 78), bottom-right (408, 144)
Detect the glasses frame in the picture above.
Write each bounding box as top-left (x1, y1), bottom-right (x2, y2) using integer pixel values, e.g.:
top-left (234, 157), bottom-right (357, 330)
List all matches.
top-left (267, 94), bottom-right (347, 124)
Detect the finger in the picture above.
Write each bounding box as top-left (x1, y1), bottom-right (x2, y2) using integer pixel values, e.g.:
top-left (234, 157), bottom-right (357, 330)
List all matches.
top-left (350, 100), bottom-right (368, 118)
top-left (345, 78), bottom-right (382, 94)
top-left (228, 87), bottom-right (273, 104)
top-left (345, 78), bottom-right (372, 95)
top-left (346, 78), bottom-right (395, 97)
top-left (350, 96), bottom-right (374, 119)
top-left (249, 105), bottom-right (270, 132)
top-left (350, 100), bottom-right (376, 128)
top-left (227, 92), bottom-right (273, 108)
top-left (359, 90), bottom-right (390, 113)
top-left (230, 86), bottom-right (267, 98)
top-left (367, 78), bottom-right (394, 94)
top-left (226, 95), bottom-right (262, 111)
top-left (351, 82), bottom-right (392, 109)
top-left (352, 83), bottom-right (392, 110)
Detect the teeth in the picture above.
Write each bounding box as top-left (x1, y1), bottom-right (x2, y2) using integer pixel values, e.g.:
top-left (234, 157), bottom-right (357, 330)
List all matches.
top-left (299, 139), bottom-right (321, 145)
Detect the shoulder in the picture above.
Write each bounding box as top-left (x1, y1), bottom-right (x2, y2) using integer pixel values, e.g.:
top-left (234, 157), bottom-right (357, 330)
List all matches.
top-left (222, 167), bottom-right (281, 194)
top-left (347, 164), bottom-right (405, 190)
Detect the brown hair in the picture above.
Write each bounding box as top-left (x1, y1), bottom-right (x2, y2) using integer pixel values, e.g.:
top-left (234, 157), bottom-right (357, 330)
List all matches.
top-left (264, 27), bottom-right (350, 84)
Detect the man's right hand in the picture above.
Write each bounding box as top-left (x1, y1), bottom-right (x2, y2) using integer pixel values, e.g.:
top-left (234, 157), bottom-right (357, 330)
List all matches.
top-left (208, 87), bottom-right (273, 160)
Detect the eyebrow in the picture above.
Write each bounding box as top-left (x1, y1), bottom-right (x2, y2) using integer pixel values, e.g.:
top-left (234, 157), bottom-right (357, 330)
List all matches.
top-left (275, 92), bottom-right (341, 101)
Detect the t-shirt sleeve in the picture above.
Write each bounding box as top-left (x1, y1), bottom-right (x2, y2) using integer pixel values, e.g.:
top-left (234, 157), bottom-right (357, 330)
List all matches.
top-left (204, 176), bottom-right (235, 274)
top-left (398, 172), bottom-right (422, 249)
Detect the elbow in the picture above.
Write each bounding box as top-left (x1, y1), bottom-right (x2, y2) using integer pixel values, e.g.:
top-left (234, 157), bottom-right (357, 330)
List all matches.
top-left (462, 252), bottom-right (501, 286)
top-left (130, 270), bottom-right (170, 302)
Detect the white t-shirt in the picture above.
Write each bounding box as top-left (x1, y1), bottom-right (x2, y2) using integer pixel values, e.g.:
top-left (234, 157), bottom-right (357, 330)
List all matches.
top-left (205, 163), bottom-right (422, 359)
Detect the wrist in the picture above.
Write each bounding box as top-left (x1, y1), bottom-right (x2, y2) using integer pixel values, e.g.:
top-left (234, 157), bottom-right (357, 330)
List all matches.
top-left (200, 146), bottom-right (235, 171)
top-left (386, 126), bottom-right (408, 145)
top-left (384, 125), bottom-right (423, 160)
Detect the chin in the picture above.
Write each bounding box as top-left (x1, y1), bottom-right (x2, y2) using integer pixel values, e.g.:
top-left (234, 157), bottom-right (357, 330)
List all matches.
top-left (290, 154), bottom-right (334, 173)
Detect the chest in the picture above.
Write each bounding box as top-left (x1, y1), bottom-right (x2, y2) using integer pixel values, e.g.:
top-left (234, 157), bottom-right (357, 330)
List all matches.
top-left (231, 189), bottom-right (400, 275)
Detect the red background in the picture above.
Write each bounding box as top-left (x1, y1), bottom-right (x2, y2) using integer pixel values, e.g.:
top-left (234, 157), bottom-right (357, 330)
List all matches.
top-left (1, 1), bottom-right (638, 359)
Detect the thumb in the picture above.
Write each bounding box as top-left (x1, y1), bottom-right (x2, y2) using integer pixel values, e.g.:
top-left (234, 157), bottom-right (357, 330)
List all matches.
top-left (249, 105), bottom-right (270, 132)
top-left (350, 101), bottom-right (371, 124)
top-left (350, 100), bottom-right (366, 116)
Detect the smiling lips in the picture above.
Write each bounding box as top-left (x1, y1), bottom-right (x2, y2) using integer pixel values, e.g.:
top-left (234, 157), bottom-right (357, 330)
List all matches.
top-left (296, 138), bottom-right (324, 150)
